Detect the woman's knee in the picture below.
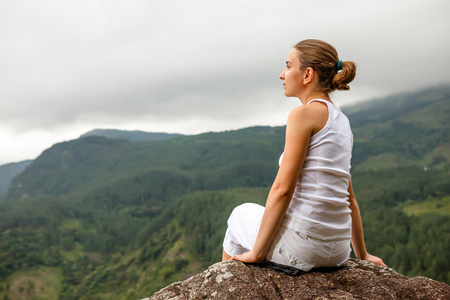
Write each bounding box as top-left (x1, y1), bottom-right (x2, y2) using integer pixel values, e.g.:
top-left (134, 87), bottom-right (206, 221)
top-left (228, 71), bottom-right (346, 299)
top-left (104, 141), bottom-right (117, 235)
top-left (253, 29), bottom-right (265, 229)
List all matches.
top-left (235, 202), bottom-right (264, 213)
top-left (228, 203), bottom-right (263, 222)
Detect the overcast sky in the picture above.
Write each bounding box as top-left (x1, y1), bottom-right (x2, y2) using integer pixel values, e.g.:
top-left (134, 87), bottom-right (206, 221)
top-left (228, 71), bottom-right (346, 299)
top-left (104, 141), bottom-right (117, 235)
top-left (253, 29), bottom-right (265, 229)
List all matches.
top-left (1, 0), bottom-right (449, 165)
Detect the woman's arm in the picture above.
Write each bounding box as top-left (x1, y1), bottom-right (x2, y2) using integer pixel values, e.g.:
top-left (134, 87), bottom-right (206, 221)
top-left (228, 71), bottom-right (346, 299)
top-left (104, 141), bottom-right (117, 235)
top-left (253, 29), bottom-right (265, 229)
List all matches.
top-left (231, 105), bottom-right (320, 263)
top-left (348, 181), bottom-right (387, 267)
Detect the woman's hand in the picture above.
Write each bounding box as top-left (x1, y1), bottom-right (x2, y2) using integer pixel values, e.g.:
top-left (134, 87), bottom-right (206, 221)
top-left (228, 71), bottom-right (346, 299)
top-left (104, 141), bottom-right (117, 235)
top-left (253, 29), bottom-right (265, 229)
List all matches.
top-left (231, 250), bottom-right (264, 263)
top-left (363, 253), bottom-right (387, 268)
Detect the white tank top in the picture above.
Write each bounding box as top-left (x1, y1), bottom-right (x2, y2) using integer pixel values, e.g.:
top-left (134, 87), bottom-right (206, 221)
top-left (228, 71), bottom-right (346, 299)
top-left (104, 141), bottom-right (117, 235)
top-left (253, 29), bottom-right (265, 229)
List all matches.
top-left (280, 99), bottom-right (353, 241)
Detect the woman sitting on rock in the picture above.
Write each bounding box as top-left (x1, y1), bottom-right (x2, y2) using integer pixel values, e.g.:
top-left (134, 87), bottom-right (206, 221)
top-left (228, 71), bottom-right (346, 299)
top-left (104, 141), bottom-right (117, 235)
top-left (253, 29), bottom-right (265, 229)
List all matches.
top-left (222, 39), bottom-right (386, 271)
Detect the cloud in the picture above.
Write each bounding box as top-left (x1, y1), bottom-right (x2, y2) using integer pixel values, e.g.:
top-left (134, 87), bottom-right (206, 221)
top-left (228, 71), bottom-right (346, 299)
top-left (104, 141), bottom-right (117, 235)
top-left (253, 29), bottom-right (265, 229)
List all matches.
top-left (0, 0), bottom-right (449, 163)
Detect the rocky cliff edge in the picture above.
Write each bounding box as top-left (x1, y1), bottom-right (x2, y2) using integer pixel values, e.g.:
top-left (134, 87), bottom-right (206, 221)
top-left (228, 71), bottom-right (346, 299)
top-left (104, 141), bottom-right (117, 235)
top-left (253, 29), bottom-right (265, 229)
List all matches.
top-left (145, 258), bottom-right (449, 299)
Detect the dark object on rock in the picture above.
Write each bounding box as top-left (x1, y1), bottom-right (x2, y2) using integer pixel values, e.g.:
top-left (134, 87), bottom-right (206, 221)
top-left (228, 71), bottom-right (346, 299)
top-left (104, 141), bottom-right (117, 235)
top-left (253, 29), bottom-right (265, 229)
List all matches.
top-left (146, 258), bottom-right (450, 299)
top-left (248, 260), bottom-right (309, 276)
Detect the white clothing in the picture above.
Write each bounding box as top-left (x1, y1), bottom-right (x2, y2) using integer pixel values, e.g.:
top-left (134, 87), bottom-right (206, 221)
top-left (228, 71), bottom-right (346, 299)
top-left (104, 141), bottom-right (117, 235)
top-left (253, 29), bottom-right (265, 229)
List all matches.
top-left (281, 99), bottom-right (353, 241)
top-left (223, 203), bottom-right (351, 271)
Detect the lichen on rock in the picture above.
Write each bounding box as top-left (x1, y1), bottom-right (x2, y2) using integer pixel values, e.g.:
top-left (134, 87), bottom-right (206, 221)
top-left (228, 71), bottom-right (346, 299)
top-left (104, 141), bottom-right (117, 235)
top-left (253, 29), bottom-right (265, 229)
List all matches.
top-left (146, 258), bottom-right (450, 299)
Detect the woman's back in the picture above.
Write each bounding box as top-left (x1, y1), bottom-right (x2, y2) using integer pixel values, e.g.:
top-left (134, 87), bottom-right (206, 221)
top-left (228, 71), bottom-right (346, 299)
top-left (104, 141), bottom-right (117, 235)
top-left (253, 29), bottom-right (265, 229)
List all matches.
top-left (281, 99), bottom-right (353, 241)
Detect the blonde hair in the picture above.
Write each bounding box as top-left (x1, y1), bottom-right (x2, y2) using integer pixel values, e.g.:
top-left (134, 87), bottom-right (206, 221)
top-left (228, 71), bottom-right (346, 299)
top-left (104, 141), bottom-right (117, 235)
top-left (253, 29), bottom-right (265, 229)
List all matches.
top-left (293, 39), bottom-right (356, 94)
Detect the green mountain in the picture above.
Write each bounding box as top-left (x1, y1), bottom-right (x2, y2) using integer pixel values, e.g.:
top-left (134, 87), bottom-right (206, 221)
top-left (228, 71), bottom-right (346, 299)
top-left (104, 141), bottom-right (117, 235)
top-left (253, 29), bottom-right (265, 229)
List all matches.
top-left (0, 130), bottom-right (182, 197)
top-left (347, 85), bottom-right (449, 170)
top-left (0, 86), bottom-right (449, 299)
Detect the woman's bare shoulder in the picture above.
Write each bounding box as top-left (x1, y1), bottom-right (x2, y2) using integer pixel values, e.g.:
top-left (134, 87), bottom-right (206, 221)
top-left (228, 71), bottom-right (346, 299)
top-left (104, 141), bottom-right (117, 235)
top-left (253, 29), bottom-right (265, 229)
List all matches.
top-left (288, 102), bottom-right (328, 131)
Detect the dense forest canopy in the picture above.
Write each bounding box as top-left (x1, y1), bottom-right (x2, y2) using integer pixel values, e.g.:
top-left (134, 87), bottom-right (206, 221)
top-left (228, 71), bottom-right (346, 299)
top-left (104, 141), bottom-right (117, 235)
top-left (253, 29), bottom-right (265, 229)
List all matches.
top-left (0, 86), bottom-right (449, 299)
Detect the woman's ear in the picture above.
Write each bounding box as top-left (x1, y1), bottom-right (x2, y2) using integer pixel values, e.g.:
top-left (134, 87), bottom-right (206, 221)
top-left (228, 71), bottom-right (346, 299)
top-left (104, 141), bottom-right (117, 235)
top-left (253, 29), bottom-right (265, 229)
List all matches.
top-left (304, 67), bottom-right (315, 84)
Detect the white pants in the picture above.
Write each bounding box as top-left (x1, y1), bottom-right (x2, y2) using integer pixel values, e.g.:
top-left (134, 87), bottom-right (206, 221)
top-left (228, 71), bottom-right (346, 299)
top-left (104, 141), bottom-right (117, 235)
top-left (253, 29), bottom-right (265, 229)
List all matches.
top-left (223, 203), bottom-right (351, 271)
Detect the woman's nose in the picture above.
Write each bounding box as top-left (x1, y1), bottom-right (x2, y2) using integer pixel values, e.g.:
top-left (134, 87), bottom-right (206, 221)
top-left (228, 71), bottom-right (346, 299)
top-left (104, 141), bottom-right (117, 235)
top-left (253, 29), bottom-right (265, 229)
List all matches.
top-left (279, 72), bottom-right (284, 80)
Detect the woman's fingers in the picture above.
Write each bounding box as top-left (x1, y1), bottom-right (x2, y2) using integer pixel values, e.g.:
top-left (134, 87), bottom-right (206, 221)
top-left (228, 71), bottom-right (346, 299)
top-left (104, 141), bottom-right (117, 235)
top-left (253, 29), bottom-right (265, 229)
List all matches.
top-left (365, 253), bottom-right (387, 267)
top-left (230, 251), bottom-right (261, 263)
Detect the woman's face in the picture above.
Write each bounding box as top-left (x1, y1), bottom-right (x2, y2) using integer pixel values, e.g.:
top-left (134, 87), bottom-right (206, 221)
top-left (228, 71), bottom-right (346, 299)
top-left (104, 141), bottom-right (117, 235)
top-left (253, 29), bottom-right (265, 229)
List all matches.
top-left (279, 48), bottom-right (305, 97)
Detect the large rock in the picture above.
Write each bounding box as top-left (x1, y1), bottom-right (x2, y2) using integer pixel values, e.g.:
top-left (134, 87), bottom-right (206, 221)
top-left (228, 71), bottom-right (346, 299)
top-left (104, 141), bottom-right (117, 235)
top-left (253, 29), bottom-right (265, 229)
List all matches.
top-left (146, 258), bottom-right (449, 299)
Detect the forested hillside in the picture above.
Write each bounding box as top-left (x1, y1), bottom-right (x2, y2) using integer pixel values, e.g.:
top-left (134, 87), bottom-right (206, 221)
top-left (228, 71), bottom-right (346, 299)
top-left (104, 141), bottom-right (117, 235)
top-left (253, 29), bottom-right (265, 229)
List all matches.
top-left (0, 86), bottom-right (449, 299)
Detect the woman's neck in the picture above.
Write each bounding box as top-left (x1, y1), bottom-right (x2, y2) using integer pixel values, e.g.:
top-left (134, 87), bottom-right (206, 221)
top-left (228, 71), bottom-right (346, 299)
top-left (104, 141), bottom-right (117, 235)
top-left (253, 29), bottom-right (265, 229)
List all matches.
top-left (299, 91), bottom-right (331, 106)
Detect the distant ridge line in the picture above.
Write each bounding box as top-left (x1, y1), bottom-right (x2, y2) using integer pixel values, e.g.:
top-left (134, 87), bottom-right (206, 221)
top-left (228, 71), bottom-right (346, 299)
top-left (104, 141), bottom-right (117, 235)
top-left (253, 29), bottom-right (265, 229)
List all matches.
top-left (80, 129), bottom-right (183, 142)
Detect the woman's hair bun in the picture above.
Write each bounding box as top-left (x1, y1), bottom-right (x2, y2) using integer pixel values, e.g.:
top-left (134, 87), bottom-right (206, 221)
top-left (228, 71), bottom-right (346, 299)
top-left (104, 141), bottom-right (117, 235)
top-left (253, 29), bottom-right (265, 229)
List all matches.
top-left (332, 61), bottom-right (357, 91)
